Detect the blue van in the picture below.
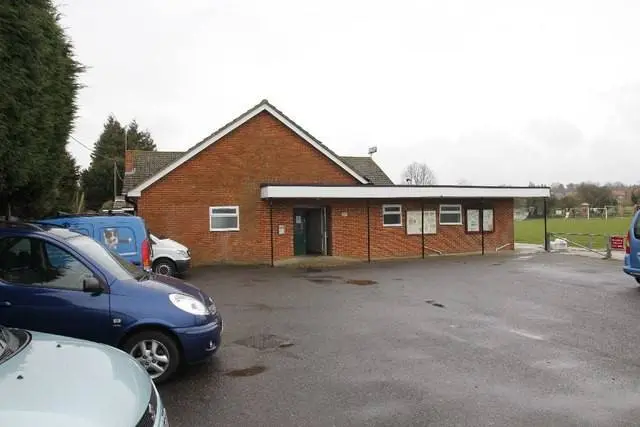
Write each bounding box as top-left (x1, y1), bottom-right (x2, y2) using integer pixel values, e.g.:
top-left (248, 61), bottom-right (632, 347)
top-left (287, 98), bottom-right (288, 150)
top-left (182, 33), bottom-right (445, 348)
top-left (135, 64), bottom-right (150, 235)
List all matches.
top-left (624, 210), bottom-right (640, 284)
top-left (0, 220), bottom-right (223, 383)
top-left (36, 213), bottom-right (153, 271)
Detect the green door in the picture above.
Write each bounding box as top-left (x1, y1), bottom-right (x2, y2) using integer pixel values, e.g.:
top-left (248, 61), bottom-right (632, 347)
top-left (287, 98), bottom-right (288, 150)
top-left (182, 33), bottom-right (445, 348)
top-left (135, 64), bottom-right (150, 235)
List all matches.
top-left (294, 211), bottom-right (307, 256)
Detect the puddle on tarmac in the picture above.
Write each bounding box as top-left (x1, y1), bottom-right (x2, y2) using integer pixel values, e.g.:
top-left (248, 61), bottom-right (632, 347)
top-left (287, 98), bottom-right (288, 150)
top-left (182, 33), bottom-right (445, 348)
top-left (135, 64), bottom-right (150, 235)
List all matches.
top-left (307, 278), bottom-right (334, 284)
top-left (234, 334), bottom-right (293, 350)
top-left (304, 275), bottom-right (343, 284)
top-left (426, 299), bottom-right (446, 308)
top-left (224, 365), bottom-right (267, 377)
top-left (347, 279), bottom-right (378, 286)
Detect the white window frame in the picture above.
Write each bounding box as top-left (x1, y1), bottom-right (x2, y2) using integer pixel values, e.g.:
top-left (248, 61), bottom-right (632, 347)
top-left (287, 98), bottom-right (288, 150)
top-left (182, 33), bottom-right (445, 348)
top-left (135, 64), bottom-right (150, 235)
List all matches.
top-left (382, 204), bottom-right (403, 227)
top-left (209, 206), bottom-right (240, 232)
top-left (439, 204), bottom-right (463, 225)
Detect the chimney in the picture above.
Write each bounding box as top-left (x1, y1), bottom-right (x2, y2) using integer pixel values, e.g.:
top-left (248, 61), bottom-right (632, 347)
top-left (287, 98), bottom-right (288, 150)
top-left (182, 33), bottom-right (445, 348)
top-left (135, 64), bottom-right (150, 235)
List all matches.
top-left (125, 150), bottom-right (135, 174)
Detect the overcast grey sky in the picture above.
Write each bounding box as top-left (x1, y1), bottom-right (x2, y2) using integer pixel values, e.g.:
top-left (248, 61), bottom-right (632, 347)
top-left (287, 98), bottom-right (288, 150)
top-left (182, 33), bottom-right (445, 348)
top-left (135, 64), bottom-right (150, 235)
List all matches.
top-left (58, 0), bottom-right (640, 186)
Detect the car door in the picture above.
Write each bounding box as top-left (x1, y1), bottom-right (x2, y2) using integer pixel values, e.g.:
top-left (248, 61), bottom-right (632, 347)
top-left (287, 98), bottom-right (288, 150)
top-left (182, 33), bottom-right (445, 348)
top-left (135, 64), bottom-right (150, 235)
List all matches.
top-left (0, 235), bottom-right (112, 345)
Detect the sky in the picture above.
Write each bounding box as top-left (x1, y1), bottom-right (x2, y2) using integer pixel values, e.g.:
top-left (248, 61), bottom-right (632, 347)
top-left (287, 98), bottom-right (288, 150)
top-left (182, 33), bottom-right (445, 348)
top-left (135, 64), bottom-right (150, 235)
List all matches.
top-left (57, 0), bottom-right (640, 186)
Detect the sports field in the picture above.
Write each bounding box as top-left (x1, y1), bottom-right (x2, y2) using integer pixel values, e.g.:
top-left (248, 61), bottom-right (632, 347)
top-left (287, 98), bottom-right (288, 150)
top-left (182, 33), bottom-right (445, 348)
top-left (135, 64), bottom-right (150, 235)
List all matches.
top-left (515, 217), bottom-right (632, 247)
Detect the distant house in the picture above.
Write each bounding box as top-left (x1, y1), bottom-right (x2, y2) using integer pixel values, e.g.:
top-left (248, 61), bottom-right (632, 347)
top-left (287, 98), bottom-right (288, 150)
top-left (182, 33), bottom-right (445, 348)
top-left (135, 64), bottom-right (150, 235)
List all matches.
top-left (122, 100), bottom-right (548, 265)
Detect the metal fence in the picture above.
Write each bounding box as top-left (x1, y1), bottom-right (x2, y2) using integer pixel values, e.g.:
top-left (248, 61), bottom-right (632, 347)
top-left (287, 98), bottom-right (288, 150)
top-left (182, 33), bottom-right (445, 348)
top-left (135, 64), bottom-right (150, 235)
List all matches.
top-left (546, 232), bottom-right (613, 259)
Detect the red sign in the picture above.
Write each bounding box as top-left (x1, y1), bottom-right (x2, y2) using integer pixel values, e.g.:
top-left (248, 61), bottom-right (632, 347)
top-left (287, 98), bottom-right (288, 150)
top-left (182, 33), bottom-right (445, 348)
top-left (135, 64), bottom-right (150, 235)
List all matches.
top-left (610, 235), bottom-right (625, 250)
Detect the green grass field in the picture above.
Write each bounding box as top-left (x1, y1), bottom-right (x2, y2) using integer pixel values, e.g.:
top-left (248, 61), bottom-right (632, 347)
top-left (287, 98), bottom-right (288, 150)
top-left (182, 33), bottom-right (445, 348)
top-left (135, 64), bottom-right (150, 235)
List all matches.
top-left (515, 217), bottom-right (632, 248)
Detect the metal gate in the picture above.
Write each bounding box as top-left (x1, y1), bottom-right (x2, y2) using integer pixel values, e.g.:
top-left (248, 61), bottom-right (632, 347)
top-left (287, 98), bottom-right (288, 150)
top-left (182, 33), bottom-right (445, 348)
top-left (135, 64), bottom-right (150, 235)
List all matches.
top-left (546, 232), bottom-right (613, 259)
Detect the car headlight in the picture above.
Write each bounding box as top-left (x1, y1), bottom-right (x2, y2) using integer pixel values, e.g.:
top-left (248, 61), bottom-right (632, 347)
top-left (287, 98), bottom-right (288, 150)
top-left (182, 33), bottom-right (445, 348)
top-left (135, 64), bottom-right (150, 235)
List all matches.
top-left (177, 249), bottom-right (189, 257)
top-left (206, 296), bottom-right (217, 315)
top-left (169, 293), bottom-right (208, 315)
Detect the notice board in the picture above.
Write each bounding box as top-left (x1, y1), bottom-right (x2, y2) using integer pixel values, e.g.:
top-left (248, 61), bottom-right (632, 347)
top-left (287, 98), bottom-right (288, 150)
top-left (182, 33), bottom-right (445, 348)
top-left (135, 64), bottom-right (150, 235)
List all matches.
top-left (407, 210), bottom-right (437, 235)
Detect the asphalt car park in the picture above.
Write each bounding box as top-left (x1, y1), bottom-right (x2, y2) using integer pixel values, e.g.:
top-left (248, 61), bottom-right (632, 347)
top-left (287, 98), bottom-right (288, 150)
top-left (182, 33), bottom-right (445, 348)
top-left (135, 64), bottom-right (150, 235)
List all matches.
top-left (159, 253), bottom-right (640, 426)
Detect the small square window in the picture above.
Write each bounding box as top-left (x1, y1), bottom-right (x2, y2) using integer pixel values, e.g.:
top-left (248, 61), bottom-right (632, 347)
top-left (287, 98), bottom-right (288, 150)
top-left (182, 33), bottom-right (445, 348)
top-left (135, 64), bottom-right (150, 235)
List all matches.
top-left (382, 204), bottom-right (402, 227)
top-left (439, 204), bottom-right (462, 225)
top-left (210, 206), bottom-right (239, 231)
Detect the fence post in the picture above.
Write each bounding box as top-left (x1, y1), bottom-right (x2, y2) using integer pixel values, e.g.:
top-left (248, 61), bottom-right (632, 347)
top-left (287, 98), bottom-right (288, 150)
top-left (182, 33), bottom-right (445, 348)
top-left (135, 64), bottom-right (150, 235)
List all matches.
top-left (588, 234), bottom-right (593, 250)
top-left (543, 198), bottom-right (549, 251)
top-left (605, 234), bottom-right (612, 259)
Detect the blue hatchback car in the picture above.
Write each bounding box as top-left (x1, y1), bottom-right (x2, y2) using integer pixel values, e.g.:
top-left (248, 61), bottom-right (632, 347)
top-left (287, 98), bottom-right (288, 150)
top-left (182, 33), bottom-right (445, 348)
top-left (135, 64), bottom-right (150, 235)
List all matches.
top-left (624, 210), bottom-right (640, 284)
top-left (0, 220), bottom-right (222, 383)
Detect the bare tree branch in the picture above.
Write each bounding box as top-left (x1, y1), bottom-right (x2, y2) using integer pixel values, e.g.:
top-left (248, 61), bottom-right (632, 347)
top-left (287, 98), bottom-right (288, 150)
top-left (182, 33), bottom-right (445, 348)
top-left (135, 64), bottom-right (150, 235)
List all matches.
top-left (400, 162), bottom-right (437, 185)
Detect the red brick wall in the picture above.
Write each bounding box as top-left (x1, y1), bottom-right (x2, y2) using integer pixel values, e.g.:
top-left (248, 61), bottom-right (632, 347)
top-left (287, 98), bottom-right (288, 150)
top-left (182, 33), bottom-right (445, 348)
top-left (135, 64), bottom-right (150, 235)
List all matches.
top-left (326, 198), bottom-right (514, 260)
top-left (262, 198), bottom-right (513, 262)
top-left (137, 111), bottom-right (359, 265)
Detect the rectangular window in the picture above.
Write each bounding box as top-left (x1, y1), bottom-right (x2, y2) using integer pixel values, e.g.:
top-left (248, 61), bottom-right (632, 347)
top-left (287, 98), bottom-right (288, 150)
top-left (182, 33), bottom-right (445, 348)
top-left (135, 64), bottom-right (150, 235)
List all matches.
top-left (210, 206), bottom-right (239, 231)
top-left (382, 204), bottom-right (402, 227)
top-left (439, 204), bottom-right (462, 225)
top-left (483, 209), bottom-right (494, 232)
top-left (466, 208), bottom-right (494, 233)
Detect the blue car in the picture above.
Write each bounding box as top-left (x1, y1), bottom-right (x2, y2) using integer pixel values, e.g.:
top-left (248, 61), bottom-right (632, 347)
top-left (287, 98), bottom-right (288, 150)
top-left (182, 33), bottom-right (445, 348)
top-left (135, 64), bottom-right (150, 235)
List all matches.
top-left (0, 220), bottom-right (222, 383)
top-left (623, 210), bottom-right (640, 284)
top-left (36, 213), bottom-right (153, 271)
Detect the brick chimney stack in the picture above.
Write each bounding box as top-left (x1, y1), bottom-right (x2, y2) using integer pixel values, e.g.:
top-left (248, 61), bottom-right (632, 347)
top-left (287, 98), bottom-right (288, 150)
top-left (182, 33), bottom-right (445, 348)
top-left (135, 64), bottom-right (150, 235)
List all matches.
top-left (125, 150), bottom-right (135, 173)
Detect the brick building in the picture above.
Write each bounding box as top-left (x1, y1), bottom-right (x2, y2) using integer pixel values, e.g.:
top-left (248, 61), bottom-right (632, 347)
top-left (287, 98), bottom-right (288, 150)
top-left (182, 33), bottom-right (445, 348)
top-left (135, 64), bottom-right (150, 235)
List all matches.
top-left (123, 100), bottom-right (549, 266)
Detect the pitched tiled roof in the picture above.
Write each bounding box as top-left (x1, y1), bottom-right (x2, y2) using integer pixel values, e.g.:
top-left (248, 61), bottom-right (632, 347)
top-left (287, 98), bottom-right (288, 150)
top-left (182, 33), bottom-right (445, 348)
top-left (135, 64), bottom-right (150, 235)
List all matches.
top-left (339, 156), bottom-right (394, 185)
top-left (122, 100), bottom-right (395, 194)
top-left (122, 150), bottom-right (393, 194)
top-left (127, 100), bottom-right (376, 196)
top-left (122, 150), bottom-right (184, 193)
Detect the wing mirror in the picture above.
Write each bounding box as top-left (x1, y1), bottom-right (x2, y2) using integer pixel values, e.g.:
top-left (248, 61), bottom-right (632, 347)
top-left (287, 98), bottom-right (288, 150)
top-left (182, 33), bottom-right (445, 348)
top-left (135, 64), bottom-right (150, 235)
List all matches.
top-left (83, 277), bottom-right (103, 293)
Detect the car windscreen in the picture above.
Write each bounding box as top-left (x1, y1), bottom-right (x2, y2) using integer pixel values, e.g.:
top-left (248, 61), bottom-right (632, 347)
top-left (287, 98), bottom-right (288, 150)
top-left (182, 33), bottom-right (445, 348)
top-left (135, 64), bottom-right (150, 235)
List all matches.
top-left (67, 235), bottom-right (145, 281)
top-left (635, 214), bottom-right (640, 240)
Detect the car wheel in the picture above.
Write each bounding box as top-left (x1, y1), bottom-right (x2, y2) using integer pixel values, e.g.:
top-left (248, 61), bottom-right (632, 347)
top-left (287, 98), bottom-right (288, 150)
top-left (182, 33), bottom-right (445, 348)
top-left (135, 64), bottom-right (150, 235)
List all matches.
top-left (153, 259), bottom-right (176, 276)
top-left (122, 330), bottom-right (180, 384)
top-left (636, 277), bottom-right (640, 285)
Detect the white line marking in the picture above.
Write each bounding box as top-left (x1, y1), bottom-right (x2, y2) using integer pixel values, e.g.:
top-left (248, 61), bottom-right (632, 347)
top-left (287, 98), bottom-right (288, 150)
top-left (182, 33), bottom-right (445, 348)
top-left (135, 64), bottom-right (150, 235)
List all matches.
top-left (509, 329), bottom-right (544, 340)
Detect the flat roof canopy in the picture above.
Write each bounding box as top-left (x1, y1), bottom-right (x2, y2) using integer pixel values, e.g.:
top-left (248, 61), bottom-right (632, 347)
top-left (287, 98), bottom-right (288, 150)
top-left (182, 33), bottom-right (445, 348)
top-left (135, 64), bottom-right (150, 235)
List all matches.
top-left (261, 185), bottom-right (551, 199)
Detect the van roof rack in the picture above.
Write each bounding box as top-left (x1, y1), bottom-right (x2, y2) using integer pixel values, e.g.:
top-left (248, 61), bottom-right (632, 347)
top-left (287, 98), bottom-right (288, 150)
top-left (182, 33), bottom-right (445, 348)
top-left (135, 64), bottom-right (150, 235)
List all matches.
top-left (51, 211), bottom-right (133, 218)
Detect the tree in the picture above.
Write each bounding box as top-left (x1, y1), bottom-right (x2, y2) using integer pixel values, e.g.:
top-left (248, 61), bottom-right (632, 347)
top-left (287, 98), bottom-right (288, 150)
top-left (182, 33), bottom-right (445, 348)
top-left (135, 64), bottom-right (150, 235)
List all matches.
top-left (52, 151), bottom-right (81, 213)
top-left (631, 188), bottom-right (640, 205)
top-left (400, 162), bottom-right (437, 185)
top-left (81, 116), bottom-right (156, 210)
top-left (0, 1), bottom-right (83, 217)
top-left (558, 194), bottom-right (578, 210)
top-left (575, 183), bottom-right (616, 207)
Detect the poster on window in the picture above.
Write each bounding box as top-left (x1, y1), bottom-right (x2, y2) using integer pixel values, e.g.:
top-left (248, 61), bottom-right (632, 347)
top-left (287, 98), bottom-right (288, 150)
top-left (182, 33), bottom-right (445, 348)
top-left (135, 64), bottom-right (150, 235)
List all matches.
top-left (103, 228), bottom-right (119, 250)
top-left (467, 209), bottom-right (494, 232)
top-left (483, 209), bottom-right (494, 232)
top-left (406, 210), bottom-right (437, 235)
top-left (466, 209), bottom-right (480, 232)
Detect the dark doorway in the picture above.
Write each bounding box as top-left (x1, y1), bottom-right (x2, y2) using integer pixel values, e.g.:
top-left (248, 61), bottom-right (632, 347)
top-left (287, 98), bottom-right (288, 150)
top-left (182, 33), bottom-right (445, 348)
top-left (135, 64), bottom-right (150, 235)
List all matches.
top-left (293, 207), bottom-right (329, 256)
